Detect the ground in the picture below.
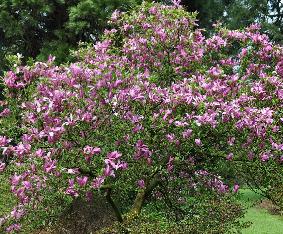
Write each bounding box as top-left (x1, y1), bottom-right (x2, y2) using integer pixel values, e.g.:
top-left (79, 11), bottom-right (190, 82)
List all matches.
top-left (239, 189), bottom-right (283, 234)
top-left (1, 179), bottom-right (283, 233)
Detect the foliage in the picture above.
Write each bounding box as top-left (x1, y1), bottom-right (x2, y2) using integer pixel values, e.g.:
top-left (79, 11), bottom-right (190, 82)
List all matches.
top-left (170, 1), bottom-right (283, 43)
top-left (0, 1), bottom-right (283, 233)
top-left (236, 160), bottom-right (283, 209)
top-left (1, 0), bottom-right (282, 73)
top-left (222, 0), bottom-right (283, 43)
top-left (0, 0), bottom-right (142, 70)
top-left (98, 195), bottom-right (246, 234)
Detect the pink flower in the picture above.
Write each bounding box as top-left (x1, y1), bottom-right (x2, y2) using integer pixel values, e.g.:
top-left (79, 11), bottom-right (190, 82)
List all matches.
top-left (22, 181), bottom-right (32, 190)
top-left (167, 156), bottom-right (174, 173)
top-left (227, 137), bottom-right (235, 146)
top-left (134, 140), bottom-right (152, 160)
top-left (86, 191), bottom-right (93, 201)
top-left (166, 133), bottom-right (175, 143)
top-left (6, 223), bottom-right (21, 233)
top-left (149, 6), bottom-right (157, 15)
top-left (182, 129), bottom-right (192, 139)
top-left (248, 151), bottom-right (254, 160)
top-left (67, 168), bottom-right (80, 174)
top-left (11, 207), bottom-right (25, 219)
top-left (0, 135), bottom-right (11, 146)
top-left (132, 124), bottom-right (143, 133)
top-left (209, 66), bottom-right (222, 76)
top-left (195, 138), bottom-right (202, 146)
top-left (107, 151), bottom-right (122, 160)
top-left (172, 0), bottom-right (181, 6)
top-left (35, 149), bottom-right (44, 157)
top-left (226, 153), bottom-right (233, 161)
top-left (65, 187), bottom-right (79, 197)
top-left (65, 179), bottom-right (79, 197)
top-left (83, 146), bottom-right (101, 155)
top-left (0, 162), bottom-right (6, 172)
top-left (47, 127), bottom-right (64, 143)
top-left (111, 9), bottom-right (120, 21)
top-left (260, 152), bottom-right (270, 162)
top-left (4, 71), bottom-right (17, 88)
top-left (123, 24), bottom-right (132, 31)
top-left (137, 179), bottom-right (145, 189)
top-left (83, 146), bottom-right (101, 162)
top-left (92, 176), bottom-right (105, 189)
top-left (233, 184), bottom-right (240, 193)
top-left (103, 164), bottom-right (115, 177)
top-left (156, 28), bottom-right (166, 41)
top-left (11, 174), bottom-right (22, 186)
top-left (218, 183), bottom-right (229, 193)
top-left (240, 48), bottom-right (248, 57)
top-left (276, 59), bottom-right (283, 77)
top-left (70, 64), bottom-right (83, 77)
top-left (76, 176), bottom-right (88, 187)
top-left (44, 159), bottom-right (57, 173)
top-left (14, 143), bottom-right (31, 158)
top-left (0, 108), bottom-right (11, 117)
top-left (82, 112), bottom-right (93, 122)
top-left (118, 162), bottom-right (128, 170)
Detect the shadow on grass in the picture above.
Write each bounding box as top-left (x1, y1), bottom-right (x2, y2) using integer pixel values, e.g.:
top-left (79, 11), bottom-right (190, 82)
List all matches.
top-left (238, 189), bottom-right (283, 234)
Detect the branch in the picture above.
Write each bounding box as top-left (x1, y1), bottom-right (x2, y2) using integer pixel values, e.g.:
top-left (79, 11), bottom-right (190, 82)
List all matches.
top-left (101, 185), bottom-right (123, 222)
top-left (128, 173), bottom-right (161, 219)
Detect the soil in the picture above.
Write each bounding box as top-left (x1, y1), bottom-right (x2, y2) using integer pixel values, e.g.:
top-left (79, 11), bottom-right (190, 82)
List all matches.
top-left (35, 195), bottom-right (117, 234)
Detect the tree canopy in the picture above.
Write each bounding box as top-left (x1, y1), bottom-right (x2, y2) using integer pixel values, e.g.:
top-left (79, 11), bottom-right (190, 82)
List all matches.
top-left (0, 2), bottom-right (282, 233)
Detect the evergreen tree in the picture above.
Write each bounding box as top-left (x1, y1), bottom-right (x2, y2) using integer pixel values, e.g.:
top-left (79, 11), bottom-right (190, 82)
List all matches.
top-left (177, 0), bottom-right (283, 43)
top-left (0, 0), bottom-right (141, 69)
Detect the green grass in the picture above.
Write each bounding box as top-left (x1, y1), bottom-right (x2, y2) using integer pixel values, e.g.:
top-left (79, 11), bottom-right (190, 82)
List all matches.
top-left (238, 189), bottom-right (283, 234)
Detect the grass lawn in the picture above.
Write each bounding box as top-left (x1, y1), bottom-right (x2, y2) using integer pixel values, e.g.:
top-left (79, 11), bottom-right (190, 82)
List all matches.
top-left (239, 189), bottom-right (283, 234)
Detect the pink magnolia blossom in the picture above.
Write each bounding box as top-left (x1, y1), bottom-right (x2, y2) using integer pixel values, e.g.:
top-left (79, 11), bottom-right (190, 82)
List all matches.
top-left (67, 168), bottom-right (80, 174)
top-left (44, 159), bottom-right (57, 173)
top-left (76, 176), bottom-right (88, 187)
top-left (65, 187), bottom-right (79, 197)
top-left (6, 223), bottom-right (21, 233)
top-left (83, 146), bottom-right (101, 156)
top-left (11, 174), bottom-right (22, 186)
top-left (0, 162), bottom-right (6, 172)
top-left (0, 136), bottom-right (11, 146)
top-left (233, 184), bottom-right (240, 193)
top-left (0, 108), bottom-right (11, 117)
top-left (14, 143), bottom-right (31, 158)
top-left (137, 179), bottom-right (145, 189)
top-left (195, 139), bottom-right (202, 146)
top-left (260, 152), bottom-right (271, 162)
top-left (182, 129), bottom-right (192, 139)
top-left (226, 153), bottom-right (234, 161)
top-left (11, 207), bottom-right (25, 220)
top-left (92, 176), bottom-right (105, 189)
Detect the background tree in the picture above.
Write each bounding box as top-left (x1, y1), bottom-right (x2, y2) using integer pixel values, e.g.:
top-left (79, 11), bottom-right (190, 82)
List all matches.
top-left (0, 0), bottom-right (142, 71)
top-left (163, 0), bottom-right (283, 43)
top-left (1, 0), bottom-right (282, 74)
top-left (223, 0), bottom-right (283, 43)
